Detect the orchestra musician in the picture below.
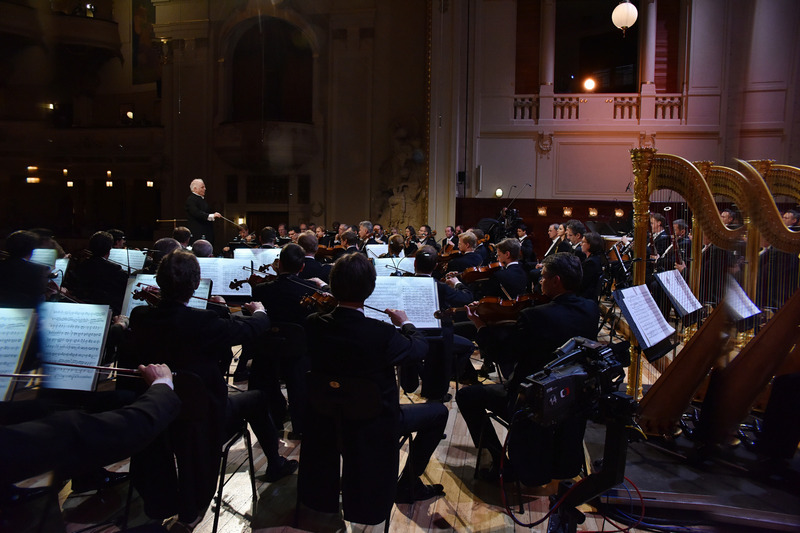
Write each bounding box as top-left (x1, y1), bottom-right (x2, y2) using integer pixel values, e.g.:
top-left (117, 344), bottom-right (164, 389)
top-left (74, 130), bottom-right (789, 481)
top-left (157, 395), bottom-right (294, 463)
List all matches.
top-left (462, 237), bottom-right (528, 300)
top-left (472, 228), bottom-right (490, 265)
top-left (564, 219), bottom-right (587, 261)
top-left (298, 230), bottom-right (332, 283)
top-left (258, 226), bottom-right (278, 248)
top-left (455, 253), bottom-right (600, 481)
top-left (173, 226), bottom-right (191, 249)
top-left (62, 230), bottom-right (128, 315)
top-left (333, 230), bottom-right (360, 262)
top-left (185, 179), bottom-right (221, 246)
top-left (648, 213), bottom-right (670, 259)
top-left (0, 230), bottom-right (49, 309)
top-left (417, 225), bottom-right (440, 252)
top-left (578, 232), bottom-right (605, 302)
top-left (191, 239), bottom-right (214, 258)
top-left (373, 223), bottom-right (386, 244)
top-left (357, 220), bottom-right (378, 251)
top-left (107, 228), bottom-right (126, 249)
top-left (782, 209), bottom-right (799, 230)
top-left (403, 225), bottom-right (419, 257)
top-left (379, 234), bottom-right (405, 258)
top-left (444, 231), bottom-right (482, 273)
top-left (516, 223), bottom-right (536, 270)
top-left (128, 249), bottom-right (297, 525)
top-left (298, 252), bottom-right (447, 524)
top-left (442, 225), bottom-right (458, 250)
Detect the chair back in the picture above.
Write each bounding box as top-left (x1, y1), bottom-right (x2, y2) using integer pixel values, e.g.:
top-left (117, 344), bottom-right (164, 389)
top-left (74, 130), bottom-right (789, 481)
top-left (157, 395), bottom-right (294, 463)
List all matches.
top-left (306, 373), bottom-right (382, 421)
top-left (268, 321), bottom-right (308, 359)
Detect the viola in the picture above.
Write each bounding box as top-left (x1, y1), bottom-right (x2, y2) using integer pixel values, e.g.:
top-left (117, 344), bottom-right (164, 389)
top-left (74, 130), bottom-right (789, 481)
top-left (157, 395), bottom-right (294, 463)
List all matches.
top-left (458, 262), bottom-right (502, 284)
top-left (132, 287), bottom-right (162, 306)
top-left (300, 291), bottom-right (338, 314)
top-left (434, 293), bottom-right (546, 325)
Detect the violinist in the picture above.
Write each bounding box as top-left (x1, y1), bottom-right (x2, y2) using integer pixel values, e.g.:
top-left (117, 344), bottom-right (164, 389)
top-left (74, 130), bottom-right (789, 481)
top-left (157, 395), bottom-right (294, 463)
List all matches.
top-left (333, 230), bottom-right (360, 261)
top-left (418, 225), bottom-right (440, 252)
top-left (357, 220), bottom-right (378, 251)
top-left (173, 226), bottom-right (192, 249)
top-left (141, 237), bottom-right (181, 274)
top-left (373, 223), bottom-right (386, 244)
top-left (455, 253), bottom-right (600, 482)
top-left (192, 239), bottom-right (214, 258)
top-left (471, 237), bottom-right (528, 300)
top-left (578, 232), bottom-right (605, 302)
top-left (444, 231), bottom-right (482, 273)
top-left (128, 249), bottom-right (297, 525)
top-left (442, 225), bottom-right (457, 250)
top-left (516, 223), bottom-right (536, 270)
top-left (379, 234), bottom-right (405, 258)
top-left (298, 230), bottom-right (331, 283)
top-left (222, 224), bottom-right (255, 255)
top-left (0, 229), bottom-right (49, 309)
top-left (471, 228), bottom-right (490, 265)
top-left (107, 228), bottom-right (127, 249)
top-left (403, 225), bottom-right (419, 257)
top-left (62, 231), bottom-right (129, 316)
top-left (259, 226), bottom-right (278, 248)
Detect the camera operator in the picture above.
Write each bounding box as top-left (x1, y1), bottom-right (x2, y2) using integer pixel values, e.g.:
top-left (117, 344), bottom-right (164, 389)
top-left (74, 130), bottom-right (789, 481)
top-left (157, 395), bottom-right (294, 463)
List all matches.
top-left (455, 252), bottom-right (600, 481)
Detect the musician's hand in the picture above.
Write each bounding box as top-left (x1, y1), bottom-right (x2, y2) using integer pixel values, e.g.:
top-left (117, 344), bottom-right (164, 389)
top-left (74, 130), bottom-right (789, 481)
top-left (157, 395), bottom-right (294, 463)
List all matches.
top-left (386, 309), bottom-right (409, 327)
top-left (675, 262), bottom-right (686, 273)
top-left (465, 304), bottom-right (486, 330)
top-left (138, 364), bottom-right (174, 387)
top-left (445, 275), bottom-right (460, 288)
top-left (243, 301), bottom-right (266, 315)
top-left (308, 277), bottom-right (326, 288)
top-left (112, 315), bottom-right (130, 329)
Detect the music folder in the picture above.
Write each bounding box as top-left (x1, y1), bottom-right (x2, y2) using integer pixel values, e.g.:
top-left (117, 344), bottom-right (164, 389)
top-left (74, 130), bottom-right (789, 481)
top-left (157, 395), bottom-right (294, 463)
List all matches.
top-left (614, 284), bottom-right (676, 362)
top-left (364, 276), bottom-right (440, 330)
top-left (654, 269), bottom-right (703, 318)
top-left (0, 308), bottom-right (36, 400)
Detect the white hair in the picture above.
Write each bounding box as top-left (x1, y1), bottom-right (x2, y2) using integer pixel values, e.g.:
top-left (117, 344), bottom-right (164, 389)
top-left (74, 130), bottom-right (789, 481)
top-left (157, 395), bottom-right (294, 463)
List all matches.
top-left (190, 179), bottom-right (205, 193)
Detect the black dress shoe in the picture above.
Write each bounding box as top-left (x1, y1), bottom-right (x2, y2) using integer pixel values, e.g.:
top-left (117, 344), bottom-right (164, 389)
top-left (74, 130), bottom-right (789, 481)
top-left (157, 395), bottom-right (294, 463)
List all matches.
top-left (259, 458), bottom-right (298, 482)
top-left (395, 483), bottom-right (445, 504)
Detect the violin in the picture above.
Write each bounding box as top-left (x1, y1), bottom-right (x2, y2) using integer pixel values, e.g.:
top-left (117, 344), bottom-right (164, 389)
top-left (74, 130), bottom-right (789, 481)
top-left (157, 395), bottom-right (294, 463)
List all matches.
top-left (300, 291), bottom-right (338, 314)
top-left (229, 272), bottom-right (275, 291)
top-left (134, 283), bottom-right (242, 312)
top-left (315, 244), bottom-right (345, 261)
top-left (434, 293), bottom-right (547, 325)
top-left (457, 262), bottom-right (502, 284)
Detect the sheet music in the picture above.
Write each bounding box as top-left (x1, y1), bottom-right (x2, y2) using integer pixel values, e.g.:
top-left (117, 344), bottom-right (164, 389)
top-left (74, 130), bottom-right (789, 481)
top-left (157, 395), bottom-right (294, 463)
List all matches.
top-left (365, 244), bottom-right (388, 259)
top-left (234, 248), bottom-right (280, 273)
top-left (121, 274), bottom-right (212, 315)
top-left (616, 285), bottom-right (675, 349)
top-left (38, 302), bottom-right (111, 391)
top-left (0, 308), bottom-right (36, 401)
top-left (372, 257), bottom-right (416, 277)
top-left (51, 258), bottom-right (70, 289)
top-left (655, 269), bottom-right (702, 316)
top-left (725, 276), bottom-right (761, 320)
top-left (30, 248), bottom-right (57, 268)
top-left (364, 277), bottom-right (440, 328)
top-left (108, 249), bottom-right (147, 272)
top-left (197, 257), bottom-right (255, 296)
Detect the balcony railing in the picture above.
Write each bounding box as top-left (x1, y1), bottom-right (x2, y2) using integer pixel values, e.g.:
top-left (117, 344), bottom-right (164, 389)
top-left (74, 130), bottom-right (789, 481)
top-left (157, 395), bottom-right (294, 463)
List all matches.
top-left (512, 92), bottom-right (684, 124)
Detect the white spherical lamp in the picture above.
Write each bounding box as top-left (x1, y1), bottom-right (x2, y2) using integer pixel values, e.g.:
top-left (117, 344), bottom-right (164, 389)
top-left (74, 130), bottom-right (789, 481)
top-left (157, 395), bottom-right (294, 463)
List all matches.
top-left (612, 0), bottom-right (638, 36)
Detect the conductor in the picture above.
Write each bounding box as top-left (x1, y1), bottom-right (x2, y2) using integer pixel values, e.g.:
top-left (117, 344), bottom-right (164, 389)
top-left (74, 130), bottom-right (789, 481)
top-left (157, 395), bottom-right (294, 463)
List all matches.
top-left (185, 179), bottom-right (221, 246)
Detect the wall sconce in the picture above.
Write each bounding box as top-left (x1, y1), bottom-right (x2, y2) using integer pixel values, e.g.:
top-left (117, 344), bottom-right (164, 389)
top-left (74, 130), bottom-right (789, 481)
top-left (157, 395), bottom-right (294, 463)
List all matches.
top-left (146, 181), bottom-right (154, 188)
top-left (583, 78), bottom-right (596, 91)
top-left (537, 206), bottom-right (547, 216)
top-left (106, 181), bottom-right (113, 187)
top-left (26, 177), bottom-right (40, 184)
top-left (66, 181), bottom-right (74, 188)
top-left (563, 207), bottom-right (573, 217)
top-left (27, 165), bottom-right (38, 172)
top-left (62, 169), bottom-right (68, 176)
top-left (588, 207), bottom-right (598, 217)
top-left (237, 217), bottom-right (246, 225)
top-left (106, 170), bottom-right (112, 178)
top-left (615, 208), bottom-right (625, 218)
top-left (494, 188), bottom-right (504, 198)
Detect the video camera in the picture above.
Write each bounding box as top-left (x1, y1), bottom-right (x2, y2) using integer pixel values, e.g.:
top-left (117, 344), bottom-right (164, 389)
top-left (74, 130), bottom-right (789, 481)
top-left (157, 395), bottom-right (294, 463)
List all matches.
top-left (517, 337), bottom-right (629, 426)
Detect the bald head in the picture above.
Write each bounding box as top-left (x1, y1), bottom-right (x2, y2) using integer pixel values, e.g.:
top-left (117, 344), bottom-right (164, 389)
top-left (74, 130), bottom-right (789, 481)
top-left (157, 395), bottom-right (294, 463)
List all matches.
top-left (190, 179), bottom-right (206, 195)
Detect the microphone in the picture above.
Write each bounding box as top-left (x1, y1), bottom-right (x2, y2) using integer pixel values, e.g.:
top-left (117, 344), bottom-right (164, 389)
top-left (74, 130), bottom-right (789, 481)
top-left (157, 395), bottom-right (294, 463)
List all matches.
top-left (625, 183), bottom-right (632, 192)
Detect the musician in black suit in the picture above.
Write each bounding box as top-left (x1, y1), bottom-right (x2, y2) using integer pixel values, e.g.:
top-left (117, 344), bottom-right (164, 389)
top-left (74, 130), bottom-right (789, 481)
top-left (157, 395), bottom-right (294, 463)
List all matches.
top-left (0, 230), bottom-right (49, 309)
top-left (647, 213), bottom-right (670, 258)
top-left (62, 231), bottom-right (129, 315)
top-left (418, 225), bottom-right (441, 252)
top-left (185, 179), bottom-right (220, 246)
top-left (332, 230), bottom-right (360, 262)
top-left (516, 223), bottom-right (536, 269)
top-left (565, 219), bottom-right (587, 262)
top-left (297, 230), bottom-right (331, 283)
top-left (442, 225), bottom-right (458, 250)
top-left (529, 223), bottom-right (562, 287)
top-left (445, 231), bottom-right (483, 273)
top-left (472, 237), bottom-right (528, 299)
top-left (299, 253), bottom-right (447, 524)
top-left (357, 220), bottom-right (378, 252)
top-left (128, 250), bottom-right (296, 524)
top-left (456, 253), bottom-right (600, 481)
top-left (1, 364), bottom-right (179, 487)
top-left (472, 228), bottom-right (491, 265)
top-left (578, 232), bottom-right (605, 302)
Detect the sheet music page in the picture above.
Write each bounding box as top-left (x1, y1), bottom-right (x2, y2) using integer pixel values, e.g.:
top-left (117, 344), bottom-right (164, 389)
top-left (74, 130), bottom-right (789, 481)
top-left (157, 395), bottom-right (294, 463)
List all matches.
top-left (108, 249), bottom-right (147, 272)
top-left (0, 308), bottom-right (36, 401)
top-left (655, 269), bottom-right (702, 316)
top-left (197, 258), bottom-right (254, 296)
top-left (365, 277), bottom-right (440, 328)
top-left (616, 285), bottom-right (675, 349)
top-left (51, 258), bottom-right (70, 289)
top-left (365, 244), bottom-right (388, 259)
top-left (725, 276), bottom-right (761, 320)
top-left (372, 257), bottom-right (416, 277)
top-left (39, 302), bottom-right (110, 391)
top-left (234, 248), bottom-right (280, 272)
top-left (30, 248), bottom-right (57, 268)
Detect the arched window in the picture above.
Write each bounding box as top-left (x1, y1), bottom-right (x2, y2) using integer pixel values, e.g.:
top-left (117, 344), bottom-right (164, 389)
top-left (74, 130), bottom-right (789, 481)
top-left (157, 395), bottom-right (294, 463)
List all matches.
top-left (231, 17), bottom-right (312, 123)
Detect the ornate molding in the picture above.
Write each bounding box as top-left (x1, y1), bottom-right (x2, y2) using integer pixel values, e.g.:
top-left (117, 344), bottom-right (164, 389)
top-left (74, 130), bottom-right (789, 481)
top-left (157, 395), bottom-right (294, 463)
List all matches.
top-left (536, 133), bottom-right (553, 157)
